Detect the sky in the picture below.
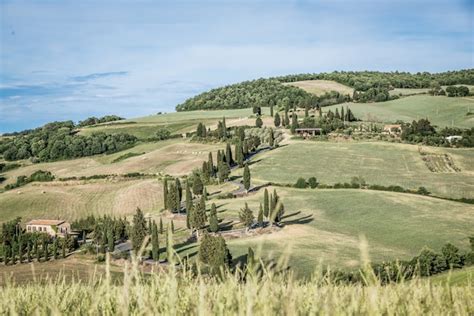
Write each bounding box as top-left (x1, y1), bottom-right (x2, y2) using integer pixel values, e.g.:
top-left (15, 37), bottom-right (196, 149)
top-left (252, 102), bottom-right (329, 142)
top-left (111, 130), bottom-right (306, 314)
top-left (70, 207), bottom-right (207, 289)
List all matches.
top-left (0, 0), bottom-right (473, 133)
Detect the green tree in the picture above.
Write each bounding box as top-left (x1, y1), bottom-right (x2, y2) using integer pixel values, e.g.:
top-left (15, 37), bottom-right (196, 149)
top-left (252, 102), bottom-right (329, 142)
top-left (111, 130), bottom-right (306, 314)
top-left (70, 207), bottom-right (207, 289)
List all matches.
top-left (270, 99), bottom-right (274, 117)
top-left (163, 178), bottom-right (169, 209)
top-left (199, 233), bottom-right (232, 274)
top-left (284, 111), bottom-right (290, 127)
top-left (209, 203), bottom-right (219, 233)
top-left (441, 243), bottom-right (463, 268)
top-left (274, 113), bottom-right (281, 127)
top-left (131, 208), bottom-right (148, 252)
top-left (167, 181), bottom-right (179, 212)
top-left (159, 217), bottom-right (164, 234)
top-left (166, 224), bottom-right (174, 262)
top-left (27, 241), bottom-right (31, 262)
top-left (243, 164), bottom-right (251, 192)
top-left (291, 113), bottom-right (299, 134)
top-left (151, 222), bottom-right (160, 261)
top-left (53, 239), bottom-right (58, 260)
top-left (235, 141), bottom-right (244, 167)
top-left (239, 203), bottom-right (254, 228)
top-left (107, 227), bottom-right (115, 252)
top-left (62, 239), bottom-right (66, 258)
top-left (263, 188), bottom-right (269, 218)
top-left (192, 175), bottom-right (204, 195)
top-left (191, 197), bottom-right (207, 237)
top-left (257, 203), bottom-right (264, 226)
top-left (268, 128), bottom-right (275, 147)
top-left (308, 177), bottom-right (318, 188)
top-left (256, 116), bottom-right (263, 128)
top-left (43, 238), bottom-right (49, 261)
top-left (225, 143), bottom-right (233, 167)
top-left (18, 239), bottom-right (23, 263)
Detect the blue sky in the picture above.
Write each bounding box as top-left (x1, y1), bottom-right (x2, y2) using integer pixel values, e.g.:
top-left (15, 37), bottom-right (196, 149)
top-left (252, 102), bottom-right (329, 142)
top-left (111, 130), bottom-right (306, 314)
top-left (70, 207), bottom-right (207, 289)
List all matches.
top-left (0, 0), bottom-right (473, 133)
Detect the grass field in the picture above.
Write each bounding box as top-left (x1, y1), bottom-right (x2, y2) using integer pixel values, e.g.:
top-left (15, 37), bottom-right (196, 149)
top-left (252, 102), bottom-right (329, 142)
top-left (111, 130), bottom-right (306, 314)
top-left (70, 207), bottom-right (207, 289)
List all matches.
top-left (207, 187), bottom-right (474, 275)
top-left (428, 266), bottom-right (474, 286)
top-left (284, 80), bottom-right (354, 96)
top-left (326, 95), bottom-right (474, 128)
top-left (1, 140), bottom-right (224, 188)
top-left (249, 141), bottom-right (474, 199)
top-left (0, 178), bottom-right (163, 224)
top-left (79, 108), bottom-right (271, 139)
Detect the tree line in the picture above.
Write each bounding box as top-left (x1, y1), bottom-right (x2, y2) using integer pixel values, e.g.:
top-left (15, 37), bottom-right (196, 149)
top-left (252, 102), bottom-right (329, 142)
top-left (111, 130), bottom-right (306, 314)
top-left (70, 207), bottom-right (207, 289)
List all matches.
top-left (0, 120), bottom-right (137, 162)
top-left (1, 218), bottom-right (77, 265)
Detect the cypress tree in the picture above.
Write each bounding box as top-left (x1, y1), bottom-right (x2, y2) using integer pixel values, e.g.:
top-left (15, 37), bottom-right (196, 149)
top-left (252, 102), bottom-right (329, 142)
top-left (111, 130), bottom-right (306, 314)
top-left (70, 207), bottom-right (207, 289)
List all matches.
top-left (268, 128), bottom-right (275, 147)
top-left (43, 238), bottom-right (49, 261)
top-left (225, 143), bottom-right (233, 167)
top-left (238, 126), bottom-right (245, 141)
top-left (171, 220), bottom-right (175, 233)
top-left (335, 108), bottom-right (340, 120)
top-left (270, 99), bottom-right (274, 117)
top-left (270, 193), bottom-right (275, 217)
top-left (209, 203), bottom-right (219, 233)
top-left (175, 178), bottom-right (182, 208)
top-left (192, 175), bottom-right (203, 195)
top-left (167, 182), bottom-right (178, 212)
top-left (222, 117), bottom-right (227, 139)
top-left (243, 140), bottom-right (249, 156)
top-left (4, 243), bottom-right (10, 265)
top-left (107, 227), bottom-right (115, 252)
top-left (274, 112), bottom-right (281, 127)
top-left (27, 241), bottom-right (31, 262)
top-left (163, 178), bottom-right (169, 209)
top-left (341, 107), bottom-right (345, 122)
top-left (131, 207), bottom-right (148, 252)
top-left (291, 112), bottom-right (298, 134)
top-left (159, 217), bottom-right (164, 234)
top-left (263, 188), bottom-right (269, 218)
top-left (18, 239), bottom-right (23, 263)
top-left (11, 243), bottom-right (16, 265)
top-left (35, 239), bottom-right (40, 262)
top-left (53, 239), bottom-right (58, 260)
top-left (243, 164), bottom-right (251, 192)
top-left (256, 116), bottom-right (263, 128)
top-left (185, 180), bottom-right (193, 212)
top-left (258, 203), bottom-right (264, 226)
top-left (151, 222), bottom-right (160, 261)
top-left (203, 187), bottom-right (208, 201)
top-left (284, 111), bottom-right (290, 127)
top-left (239, 203), bottom-right (254, 228)
top-left (208, 152), bottom-right (215, 177)
top-left (62, 239), bottom-right (66, 258)
top-left (305, 104), bottom-right (309, 117)
top-left (235, 142), bottom-right (244, 167)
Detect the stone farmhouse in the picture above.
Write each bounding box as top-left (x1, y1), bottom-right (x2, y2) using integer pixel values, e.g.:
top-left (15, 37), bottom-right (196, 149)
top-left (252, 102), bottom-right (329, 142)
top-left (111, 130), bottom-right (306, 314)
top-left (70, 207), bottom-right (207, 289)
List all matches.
top-left (26, 219), bottom-right (71, 237)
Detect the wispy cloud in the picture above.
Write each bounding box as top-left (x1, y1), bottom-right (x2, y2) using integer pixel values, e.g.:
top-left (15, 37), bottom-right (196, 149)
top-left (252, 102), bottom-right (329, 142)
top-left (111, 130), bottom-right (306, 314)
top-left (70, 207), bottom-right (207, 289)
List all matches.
top-left (71, 71), bottom-right (129, 82)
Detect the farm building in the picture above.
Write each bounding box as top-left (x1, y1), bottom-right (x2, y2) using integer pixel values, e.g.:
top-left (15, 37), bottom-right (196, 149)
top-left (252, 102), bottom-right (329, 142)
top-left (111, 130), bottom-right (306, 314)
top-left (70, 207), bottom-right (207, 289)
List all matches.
top-left (26, 219), bottom-right (71, 237)
top-left (446, 135), bottom-right (463, 143)
top-left (295, 128), bottom-right (322, 138)
top-left (383, 124), bottom-right (402, 135)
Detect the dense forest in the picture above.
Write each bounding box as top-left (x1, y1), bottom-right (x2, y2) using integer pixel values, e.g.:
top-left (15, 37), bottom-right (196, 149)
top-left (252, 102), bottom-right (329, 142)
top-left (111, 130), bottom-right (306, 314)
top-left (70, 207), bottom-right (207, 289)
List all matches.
top-left (0, 121), bottom-right (137, 162)
top-left (176, 69), bottom-right (474, 111)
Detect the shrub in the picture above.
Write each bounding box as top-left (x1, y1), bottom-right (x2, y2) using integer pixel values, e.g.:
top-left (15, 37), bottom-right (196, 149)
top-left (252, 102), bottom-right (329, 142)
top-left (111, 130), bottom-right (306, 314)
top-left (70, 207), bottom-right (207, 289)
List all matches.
top-left (308, 177), bottom-right (318, 188)
top-left (294, 177), bottom-right (307, 188)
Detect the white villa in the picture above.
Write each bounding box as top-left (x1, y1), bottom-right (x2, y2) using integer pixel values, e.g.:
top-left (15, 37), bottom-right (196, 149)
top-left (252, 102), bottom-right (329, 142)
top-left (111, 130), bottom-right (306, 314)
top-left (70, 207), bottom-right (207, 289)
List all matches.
top-left (26, 219), bottom-right (71, 237)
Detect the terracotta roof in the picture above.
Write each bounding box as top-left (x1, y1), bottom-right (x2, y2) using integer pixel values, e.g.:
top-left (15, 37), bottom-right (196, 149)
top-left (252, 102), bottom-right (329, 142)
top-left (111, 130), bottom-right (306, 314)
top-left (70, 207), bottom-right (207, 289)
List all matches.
top-left (26, 219), bottom-right (66, 226)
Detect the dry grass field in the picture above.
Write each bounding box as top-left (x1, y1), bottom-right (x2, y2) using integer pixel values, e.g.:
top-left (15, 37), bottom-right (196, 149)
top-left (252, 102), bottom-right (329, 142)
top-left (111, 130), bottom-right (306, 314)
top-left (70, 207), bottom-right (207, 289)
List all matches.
top-left (0, 178), bottom-right (163, 224)
top-left (283, 80), bottom-right (354, 96)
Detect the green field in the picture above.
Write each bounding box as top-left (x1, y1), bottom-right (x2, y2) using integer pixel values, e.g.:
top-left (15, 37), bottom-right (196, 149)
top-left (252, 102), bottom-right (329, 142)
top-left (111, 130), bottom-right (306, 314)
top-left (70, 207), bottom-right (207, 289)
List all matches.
top-left (205, 187), bottom-right (474, 276)
top-left (249, 141), bottom-right (474, 199)
top-left (79, 108), bottom-right (270, 139)
top-left (326, 95), bottom-right (474, 128)
top-left (428, 266), bottom-right (474, 286)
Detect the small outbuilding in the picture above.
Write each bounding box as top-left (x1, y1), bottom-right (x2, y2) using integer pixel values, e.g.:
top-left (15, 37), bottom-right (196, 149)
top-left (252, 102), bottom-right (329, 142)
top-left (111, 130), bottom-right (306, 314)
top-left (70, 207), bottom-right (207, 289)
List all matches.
top-left (295, 128), bottom-right (322, 138)
top-left (445, 135), bottom-right (463, 143)
top-left (383, 124), bottom-right (402, 135)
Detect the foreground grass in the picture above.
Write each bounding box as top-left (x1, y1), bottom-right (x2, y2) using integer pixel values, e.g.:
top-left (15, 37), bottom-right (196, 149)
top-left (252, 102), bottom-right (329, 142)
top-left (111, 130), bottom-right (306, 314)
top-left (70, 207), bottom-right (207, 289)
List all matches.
top-left (1, 259), bottom-right (472, 315)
